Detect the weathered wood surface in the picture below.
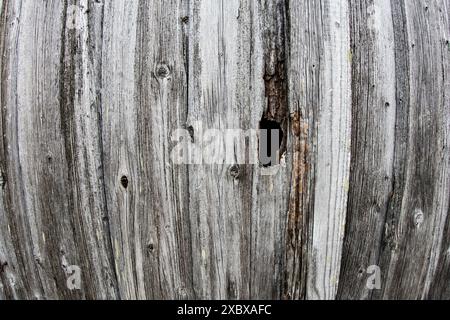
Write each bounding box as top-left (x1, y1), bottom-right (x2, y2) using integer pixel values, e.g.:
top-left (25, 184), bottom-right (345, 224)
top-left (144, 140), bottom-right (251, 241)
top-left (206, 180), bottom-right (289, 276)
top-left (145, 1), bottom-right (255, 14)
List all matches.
top-left (0, 0), bottom-right (448, 300)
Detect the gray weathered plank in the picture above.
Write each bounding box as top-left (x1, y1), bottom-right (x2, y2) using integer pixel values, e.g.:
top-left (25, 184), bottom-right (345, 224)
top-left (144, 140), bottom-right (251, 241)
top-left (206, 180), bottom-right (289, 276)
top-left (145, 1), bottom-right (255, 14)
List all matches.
top-left (100, 0), bottom-right (193, 299)
top-left (0, 0), bottom-right (449, 300)
top-left (338, 0), bottom-right (397, 300)
top-left (339, 0), bottom-right (450, 300)
top-left (287, 0), bottom-right (352, 300)
top-left (374, 0), bottom-right (449, 300)
top-left (0, 0), bottom-right (118, 299)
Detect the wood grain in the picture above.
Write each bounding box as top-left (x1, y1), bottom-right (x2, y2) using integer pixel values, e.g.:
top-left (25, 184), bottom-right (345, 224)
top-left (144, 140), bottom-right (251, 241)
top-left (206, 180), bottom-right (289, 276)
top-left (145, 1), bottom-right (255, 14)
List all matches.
top-left (0, 0), bottom-right (448, 300)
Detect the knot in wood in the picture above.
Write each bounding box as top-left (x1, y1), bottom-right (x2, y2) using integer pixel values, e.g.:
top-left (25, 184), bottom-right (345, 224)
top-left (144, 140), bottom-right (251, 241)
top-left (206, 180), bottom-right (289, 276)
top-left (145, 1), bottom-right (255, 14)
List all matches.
top-left (413, 209), bottom-right (424, 228)
top-left (229, 164), bottom-right (241, 179)
top-left (156, 64), bottom-right (170, 79)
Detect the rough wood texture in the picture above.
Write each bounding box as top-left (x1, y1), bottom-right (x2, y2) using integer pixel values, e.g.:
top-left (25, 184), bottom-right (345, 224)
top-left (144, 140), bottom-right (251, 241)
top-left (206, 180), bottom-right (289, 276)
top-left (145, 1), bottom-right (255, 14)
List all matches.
top-left (0, 0), bottom-right (448, 300)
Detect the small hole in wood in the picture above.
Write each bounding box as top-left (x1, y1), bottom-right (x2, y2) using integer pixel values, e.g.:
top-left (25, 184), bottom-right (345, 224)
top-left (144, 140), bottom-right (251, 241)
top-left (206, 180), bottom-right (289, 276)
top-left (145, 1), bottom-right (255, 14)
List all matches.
top-left (259, 117), bottom-right (283, 167)
top-left (120, 176), bottom-right (129, 189)
top-left (147, 243), bottom-right (155, 256)
top-left (187, 125), bottom-right (195, 143)
top-left (0, 261), bottom-right (8, 273)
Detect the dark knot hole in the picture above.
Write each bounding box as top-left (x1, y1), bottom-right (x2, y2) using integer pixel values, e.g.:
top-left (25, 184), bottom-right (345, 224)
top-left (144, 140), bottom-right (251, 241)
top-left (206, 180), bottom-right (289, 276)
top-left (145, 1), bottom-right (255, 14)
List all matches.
top-left (259, 117), bottom-right (283, 167)
top-left (120, 176), bottom-right (129, 189)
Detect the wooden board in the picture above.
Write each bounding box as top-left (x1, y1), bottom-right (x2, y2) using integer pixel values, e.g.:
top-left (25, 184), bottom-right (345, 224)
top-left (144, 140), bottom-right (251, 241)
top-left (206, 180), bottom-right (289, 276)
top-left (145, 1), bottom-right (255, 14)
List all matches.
top-left (0, 0), bottom-right (448, 300)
